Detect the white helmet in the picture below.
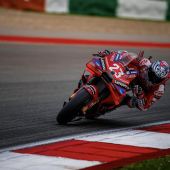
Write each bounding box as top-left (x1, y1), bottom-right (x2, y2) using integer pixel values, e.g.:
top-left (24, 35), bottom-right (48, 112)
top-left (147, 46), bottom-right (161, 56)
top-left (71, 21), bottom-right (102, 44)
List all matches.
top-left (148, 60), bottom-right (169, 83)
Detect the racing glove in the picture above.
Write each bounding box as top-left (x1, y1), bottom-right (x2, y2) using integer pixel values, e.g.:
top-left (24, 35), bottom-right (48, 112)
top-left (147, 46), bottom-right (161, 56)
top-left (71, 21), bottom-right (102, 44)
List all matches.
top-left (127, 96), bottom-right (146, 111)
top-left (127, 85), bottom-right (147, 111)
top-left (133, 85), bottom-right (144, 99)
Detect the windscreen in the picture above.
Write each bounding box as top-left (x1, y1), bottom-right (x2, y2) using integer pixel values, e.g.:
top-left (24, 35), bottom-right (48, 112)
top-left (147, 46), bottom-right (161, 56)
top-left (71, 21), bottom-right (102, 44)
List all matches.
top-left (118, 52), bottom-right (138, 66)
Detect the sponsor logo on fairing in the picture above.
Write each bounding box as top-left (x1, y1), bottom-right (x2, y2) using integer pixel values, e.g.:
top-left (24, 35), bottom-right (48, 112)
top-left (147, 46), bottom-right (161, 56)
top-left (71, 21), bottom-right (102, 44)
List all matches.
top-left (114, 80), bottom-right (129, 90)
top-left (127, 70), bottom-right (138, 75)
top-left (100, 58), bottom-right (106, 70)
top-left (95, 60), bottom-right (101, 67)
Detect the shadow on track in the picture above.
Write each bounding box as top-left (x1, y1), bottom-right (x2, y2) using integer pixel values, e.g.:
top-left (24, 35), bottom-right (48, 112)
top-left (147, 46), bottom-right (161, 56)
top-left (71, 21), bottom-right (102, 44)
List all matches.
top-left (56, 117), bottom-right (139, 129)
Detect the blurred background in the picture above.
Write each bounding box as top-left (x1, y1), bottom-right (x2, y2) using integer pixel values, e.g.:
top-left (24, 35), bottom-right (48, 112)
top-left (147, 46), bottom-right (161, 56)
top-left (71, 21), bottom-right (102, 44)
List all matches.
top-left (0, 0), bottom-right (170, 150)
top-left (0, 0), bottom-right (170, 41)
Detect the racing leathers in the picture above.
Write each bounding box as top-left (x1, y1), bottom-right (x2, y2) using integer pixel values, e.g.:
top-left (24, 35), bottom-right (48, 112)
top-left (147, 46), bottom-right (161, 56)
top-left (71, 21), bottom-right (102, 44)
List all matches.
top-left (126, 57), bottom-right (166, 111)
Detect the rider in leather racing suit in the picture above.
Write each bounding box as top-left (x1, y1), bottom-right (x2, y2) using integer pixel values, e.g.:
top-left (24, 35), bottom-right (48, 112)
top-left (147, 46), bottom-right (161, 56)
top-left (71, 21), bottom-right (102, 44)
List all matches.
top-left (96, 50), bottom-right (170, 111)
top-left (77, 50), bottom-right (170, 112)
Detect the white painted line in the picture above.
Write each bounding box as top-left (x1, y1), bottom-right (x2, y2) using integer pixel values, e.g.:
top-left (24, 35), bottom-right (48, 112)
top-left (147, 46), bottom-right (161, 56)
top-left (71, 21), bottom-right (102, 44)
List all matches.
top-left (0, 120), bottom-right (170, 152)
top-left (0, 121), bottom-right (170, 170)
top-left (0, 152), bottom-right (101, 170)
top-left (117, 0), bottom-right (167, 20)
top-left (76, 130), bottom-right (170, 149)
top-left (45, 0), bottom-right (69, 13)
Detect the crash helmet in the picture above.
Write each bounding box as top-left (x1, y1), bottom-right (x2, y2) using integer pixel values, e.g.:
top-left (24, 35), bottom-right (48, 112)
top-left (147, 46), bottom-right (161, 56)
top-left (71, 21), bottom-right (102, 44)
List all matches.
top-left (148, 60), bottom-right (169, 84)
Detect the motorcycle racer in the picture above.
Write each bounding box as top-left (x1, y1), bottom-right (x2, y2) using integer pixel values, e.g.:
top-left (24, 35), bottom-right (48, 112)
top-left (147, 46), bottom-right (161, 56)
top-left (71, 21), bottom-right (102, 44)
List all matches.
top-left (57, 50), bottom-right (170, 124)
top-left (78, 50), bottom-right (170, 112)
top-left (125, 57), bottom-right (169, 111)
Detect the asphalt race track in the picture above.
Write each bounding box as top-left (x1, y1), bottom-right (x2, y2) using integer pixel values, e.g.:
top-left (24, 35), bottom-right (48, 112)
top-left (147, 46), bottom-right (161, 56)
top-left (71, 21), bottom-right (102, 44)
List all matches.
top-left (0, 43), bottom-right (170, 149)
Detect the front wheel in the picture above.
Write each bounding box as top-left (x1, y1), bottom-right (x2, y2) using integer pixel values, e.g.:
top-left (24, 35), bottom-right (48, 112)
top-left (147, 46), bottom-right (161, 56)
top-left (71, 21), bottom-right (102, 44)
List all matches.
top-left (57, 88), bottom-right (91, 125)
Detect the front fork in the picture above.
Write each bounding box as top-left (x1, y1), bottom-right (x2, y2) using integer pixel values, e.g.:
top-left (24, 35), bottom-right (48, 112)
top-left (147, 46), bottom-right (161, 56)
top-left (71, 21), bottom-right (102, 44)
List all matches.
top-left (70, 76), bottom-right (110, 114)
top-left (82, 84), bottom-right (100, 113)
top-left (82, 76), bottom-right (111, 113)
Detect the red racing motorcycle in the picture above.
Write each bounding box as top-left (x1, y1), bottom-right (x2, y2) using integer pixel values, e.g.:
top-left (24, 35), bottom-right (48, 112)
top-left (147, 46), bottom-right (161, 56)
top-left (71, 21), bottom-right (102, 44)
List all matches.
top-left (57, 51), bottom-right (143, 124)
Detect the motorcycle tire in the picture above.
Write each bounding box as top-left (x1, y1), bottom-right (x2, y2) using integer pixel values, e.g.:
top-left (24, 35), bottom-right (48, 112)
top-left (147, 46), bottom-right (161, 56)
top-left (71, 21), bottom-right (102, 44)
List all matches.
top-left (56, 88), bottom-right (91, 125)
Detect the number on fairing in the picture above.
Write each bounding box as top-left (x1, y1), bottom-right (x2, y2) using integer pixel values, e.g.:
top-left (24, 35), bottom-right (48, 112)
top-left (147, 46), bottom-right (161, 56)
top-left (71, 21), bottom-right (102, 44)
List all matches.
top-left (109, 64), bottom-right (124, 78)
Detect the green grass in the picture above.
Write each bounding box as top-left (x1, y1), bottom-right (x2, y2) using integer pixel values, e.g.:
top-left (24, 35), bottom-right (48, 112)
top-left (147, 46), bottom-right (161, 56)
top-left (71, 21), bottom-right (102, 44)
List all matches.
top-left (118, 155), bottom-right (170, 170)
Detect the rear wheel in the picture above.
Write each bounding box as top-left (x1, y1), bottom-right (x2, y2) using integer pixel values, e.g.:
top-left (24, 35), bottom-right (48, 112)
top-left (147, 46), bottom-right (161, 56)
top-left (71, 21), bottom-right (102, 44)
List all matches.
top-left (57, 89), bottom-right (91, 125)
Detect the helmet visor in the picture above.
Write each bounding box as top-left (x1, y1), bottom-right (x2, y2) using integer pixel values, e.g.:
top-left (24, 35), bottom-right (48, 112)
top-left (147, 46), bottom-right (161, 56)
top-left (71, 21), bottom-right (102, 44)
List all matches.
top-left (148, 67), bottom-right (162, 84)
